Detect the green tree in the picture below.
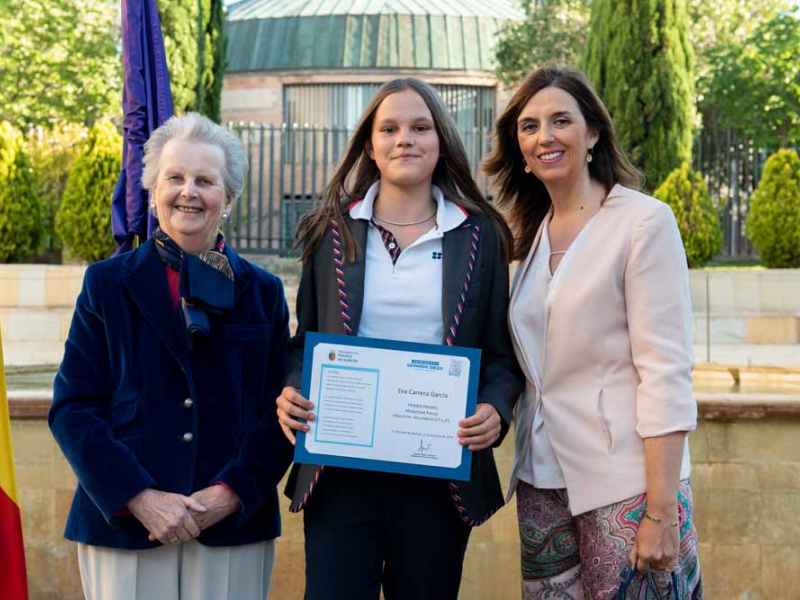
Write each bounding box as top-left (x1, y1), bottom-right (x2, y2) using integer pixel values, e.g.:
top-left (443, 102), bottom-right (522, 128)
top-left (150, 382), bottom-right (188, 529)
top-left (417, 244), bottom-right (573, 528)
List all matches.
top-left (56, 121), bottom-right (121, 263)
top-left (654, 163), bottom-right (722, 267)
top-left (159, 0), bottom-right (202, 115)
top-left (0, 122), bottom-right (43, 262)
top-left (0, 0), bottom-right (121, 131)
top-left (688, 0), bottom-right (790, 92)
top-left (495, 0), bottom-right (592, 86)
top-left (196, 0), bottom-right (227, 122)
top-left (27, 125), bottom-right (87, 257)
top-left (747, 149), bottom-right (800, 267)
top-left (701, 13), bottom-right (800, 147)
top-left (583, 0), bottom-right (695, 191)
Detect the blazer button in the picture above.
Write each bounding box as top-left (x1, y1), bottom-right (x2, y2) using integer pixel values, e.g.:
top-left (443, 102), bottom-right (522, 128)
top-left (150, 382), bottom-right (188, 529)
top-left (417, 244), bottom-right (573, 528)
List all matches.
top-left (184, 398), bottom-right (193, 408)
top-left (183, 432), bottom-right (194, 443)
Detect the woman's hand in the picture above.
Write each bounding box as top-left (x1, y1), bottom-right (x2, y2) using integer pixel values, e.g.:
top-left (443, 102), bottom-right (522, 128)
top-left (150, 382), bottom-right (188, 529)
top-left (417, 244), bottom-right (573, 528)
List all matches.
top-left (127, 488), bottom-right (207, 545)
top-left (457, 403), bottom-right (501, 451)
top-left (276, 386), bottom-right (315, 445)
top-left (185, 485), bottom-right (240, 532)
top-left (629, 513), bottom-right (680, 573)
top-left (634, 432), bottom-right (685, 572)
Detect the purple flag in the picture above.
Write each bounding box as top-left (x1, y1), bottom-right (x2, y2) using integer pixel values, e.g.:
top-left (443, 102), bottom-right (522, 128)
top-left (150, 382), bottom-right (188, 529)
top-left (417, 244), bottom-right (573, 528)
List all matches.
top-left (111, 0), bottom-right (174, 255)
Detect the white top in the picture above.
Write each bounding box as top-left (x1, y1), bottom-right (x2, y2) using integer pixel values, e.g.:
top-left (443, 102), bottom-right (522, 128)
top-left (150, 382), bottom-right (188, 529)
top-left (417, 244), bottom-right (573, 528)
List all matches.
top-left (511, 220), bottom-right (566, 488)
top-left (349, 180), bottom-right (468, 343)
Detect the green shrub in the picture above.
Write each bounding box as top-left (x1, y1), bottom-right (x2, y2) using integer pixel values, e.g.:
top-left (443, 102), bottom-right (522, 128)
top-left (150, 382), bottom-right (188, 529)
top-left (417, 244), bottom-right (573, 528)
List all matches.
top-left (27, 125), bottom-right (86, 258)
top-left (0, 121), bottom-right (43, 262)
top-left (654, 163), bottom-right (722, 268)
top-left (747, 149), bottom-right (800, 268)
top-left (56, 120), bottom-right (121, 263)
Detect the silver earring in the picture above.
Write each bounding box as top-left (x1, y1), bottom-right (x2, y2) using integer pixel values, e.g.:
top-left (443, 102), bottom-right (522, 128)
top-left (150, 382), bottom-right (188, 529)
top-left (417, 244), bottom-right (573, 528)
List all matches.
top-left (221, 212), bottom-right (229, 221)
top-left (150, 202), bottom-right (158, 216)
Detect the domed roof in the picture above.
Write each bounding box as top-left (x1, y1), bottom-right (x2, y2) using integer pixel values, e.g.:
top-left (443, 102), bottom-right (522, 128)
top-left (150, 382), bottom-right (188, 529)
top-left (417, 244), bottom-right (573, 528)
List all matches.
top-left (226, 0), bottom-right (524, 73)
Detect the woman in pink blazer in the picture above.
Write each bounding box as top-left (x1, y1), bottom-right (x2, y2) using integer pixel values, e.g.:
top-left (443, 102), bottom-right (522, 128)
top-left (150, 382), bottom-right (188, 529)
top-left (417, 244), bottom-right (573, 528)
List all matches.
top-left (485, 65), bottom-right (702, 599)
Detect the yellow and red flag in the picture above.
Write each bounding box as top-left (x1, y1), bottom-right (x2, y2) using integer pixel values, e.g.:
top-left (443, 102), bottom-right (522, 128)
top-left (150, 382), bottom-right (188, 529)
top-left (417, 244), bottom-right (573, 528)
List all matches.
top-left (0, 326), bottom-right (28, 599)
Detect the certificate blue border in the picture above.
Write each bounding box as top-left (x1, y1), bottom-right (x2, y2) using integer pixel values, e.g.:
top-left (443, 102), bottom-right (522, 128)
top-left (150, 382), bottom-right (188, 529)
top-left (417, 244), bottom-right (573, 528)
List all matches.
top-left (294, 332), bottom-right (481, 481)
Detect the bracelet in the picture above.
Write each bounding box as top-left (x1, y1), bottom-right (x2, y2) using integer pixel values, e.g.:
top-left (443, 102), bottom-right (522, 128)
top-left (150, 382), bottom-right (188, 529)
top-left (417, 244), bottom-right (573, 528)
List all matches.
top-left (644, 511), bottom-right (678, 527)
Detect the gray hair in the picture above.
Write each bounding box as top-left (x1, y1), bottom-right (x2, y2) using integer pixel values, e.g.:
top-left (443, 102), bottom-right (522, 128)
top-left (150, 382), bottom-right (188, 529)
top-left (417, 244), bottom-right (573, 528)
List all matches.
top-left (142, 112), bottom-right (248, 201)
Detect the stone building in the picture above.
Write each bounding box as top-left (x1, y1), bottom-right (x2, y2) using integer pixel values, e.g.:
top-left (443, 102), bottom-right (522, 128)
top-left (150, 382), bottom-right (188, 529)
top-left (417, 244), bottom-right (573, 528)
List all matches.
top-left (221, 0), bottom-right (523, 129)
top-left (217, 0), bottom-right (523, 253)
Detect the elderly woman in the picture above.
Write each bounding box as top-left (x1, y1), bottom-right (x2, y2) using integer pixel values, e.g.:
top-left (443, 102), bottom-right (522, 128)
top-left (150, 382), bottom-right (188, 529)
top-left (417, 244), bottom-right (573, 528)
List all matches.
top-left (49, 113), bottom-right (293, 600)
top-left (484, 66), bottom-right (702, 599)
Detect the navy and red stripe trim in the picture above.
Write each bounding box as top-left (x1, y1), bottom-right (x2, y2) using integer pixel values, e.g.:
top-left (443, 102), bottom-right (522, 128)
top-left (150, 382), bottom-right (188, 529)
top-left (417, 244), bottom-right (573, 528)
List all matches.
top-left (290, 218), bottom-right (355, 513)
top-left (444, 222), bottom-right (495, 525)
top-left (371, 219), bottom-right (402, 265)
top-left (448, 482), bottom-right (503, 527)
top-left (330, 219), bottom-right (354, 335)
top-left (445, 223), bottom-right (481, 347)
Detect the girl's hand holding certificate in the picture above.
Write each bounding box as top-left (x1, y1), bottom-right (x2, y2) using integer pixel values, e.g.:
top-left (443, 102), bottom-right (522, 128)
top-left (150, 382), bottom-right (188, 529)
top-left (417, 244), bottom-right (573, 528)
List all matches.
top-left (457, 403), bottom-right (501, 451)
top-left (277, 387), bottom-right (498, 451)
top-left (276, 386), bottom-right (315, 445)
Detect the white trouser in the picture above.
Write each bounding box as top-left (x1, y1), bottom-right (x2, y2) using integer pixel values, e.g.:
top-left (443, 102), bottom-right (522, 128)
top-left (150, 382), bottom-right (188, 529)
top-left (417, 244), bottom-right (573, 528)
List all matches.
top-left (77, 539), bottom-right (275, 600)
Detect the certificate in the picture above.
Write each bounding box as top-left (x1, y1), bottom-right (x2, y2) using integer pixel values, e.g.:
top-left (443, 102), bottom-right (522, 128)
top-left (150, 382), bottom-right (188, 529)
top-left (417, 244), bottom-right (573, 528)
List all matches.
top-left (294, 332), bottom-right (481, 481)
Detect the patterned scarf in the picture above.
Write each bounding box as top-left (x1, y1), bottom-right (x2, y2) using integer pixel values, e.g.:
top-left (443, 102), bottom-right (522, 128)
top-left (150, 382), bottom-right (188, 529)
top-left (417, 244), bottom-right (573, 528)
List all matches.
top-left (152, 227), bottom-right (234, 348)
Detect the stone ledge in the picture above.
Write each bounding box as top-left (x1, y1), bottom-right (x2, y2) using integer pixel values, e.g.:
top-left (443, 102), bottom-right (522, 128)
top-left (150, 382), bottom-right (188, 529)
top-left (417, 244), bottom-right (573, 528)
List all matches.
top-left (695, 363), bottom-right (800, 386)
top-left (10, 390), bottom-right (800, 420)
top-left (8, 390), bottom-right (53, 418)
top-left (696, 392), bottom-right (800, 419)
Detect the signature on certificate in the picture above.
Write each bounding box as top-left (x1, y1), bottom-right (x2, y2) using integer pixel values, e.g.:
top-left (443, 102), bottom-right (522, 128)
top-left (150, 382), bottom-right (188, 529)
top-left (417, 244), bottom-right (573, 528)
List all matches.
top-left (417, 439), bottom-right (432, 452)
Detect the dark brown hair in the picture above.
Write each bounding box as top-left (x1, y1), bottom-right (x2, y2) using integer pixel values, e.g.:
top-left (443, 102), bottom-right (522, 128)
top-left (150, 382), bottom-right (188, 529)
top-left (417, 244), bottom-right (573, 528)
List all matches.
top-left (484, 64), bottom-right (641, 261)
top-left (296, 78), bottom-right (512, 262)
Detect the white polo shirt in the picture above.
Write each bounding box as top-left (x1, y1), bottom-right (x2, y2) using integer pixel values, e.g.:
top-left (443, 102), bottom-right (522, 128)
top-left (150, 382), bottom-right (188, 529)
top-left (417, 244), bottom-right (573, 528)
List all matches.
top-left (349, 180), bottom-right (468, 344)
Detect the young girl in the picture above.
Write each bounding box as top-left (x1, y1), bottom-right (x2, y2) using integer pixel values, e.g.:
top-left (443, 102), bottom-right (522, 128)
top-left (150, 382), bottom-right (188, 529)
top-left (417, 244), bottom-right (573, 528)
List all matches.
top-left (276, 78), bottom-right (523, 599)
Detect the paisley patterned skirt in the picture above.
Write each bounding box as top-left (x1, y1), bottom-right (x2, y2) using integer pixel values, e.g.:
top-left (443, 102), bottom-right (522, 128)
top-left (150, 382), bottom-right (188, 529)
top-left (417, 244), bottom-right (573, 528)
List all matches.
top-left (516, 480), bottom-right (702, 599)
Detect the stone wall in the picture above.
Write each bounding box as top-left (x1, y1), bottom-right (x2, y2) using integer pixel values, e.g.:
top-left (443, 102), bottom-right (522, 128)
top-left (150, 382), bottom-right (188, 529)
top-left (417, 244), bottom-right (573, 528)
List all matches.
top-left (689, 269), bottom-right (800, 344)
top-left (0, 265), bottom-right (85, 366)
top-left (9, 392), bottom-right (800, 599)
top-left (5, 265), bottom-right (800, 369)
top-left (10, 401), bottom-right (82, 600)
top-left (690, 415), bottom-right (800, 598)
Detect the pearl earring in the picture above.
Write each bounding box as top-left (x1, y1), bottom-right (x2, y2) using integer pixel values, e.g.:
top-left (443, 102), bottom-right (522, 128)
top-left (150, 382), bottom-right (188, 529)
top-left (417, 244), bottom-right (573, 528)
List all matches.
top-left (586, 148), bottom-right (594, 163)
top-left (523, 159), bottom-right (531, 174)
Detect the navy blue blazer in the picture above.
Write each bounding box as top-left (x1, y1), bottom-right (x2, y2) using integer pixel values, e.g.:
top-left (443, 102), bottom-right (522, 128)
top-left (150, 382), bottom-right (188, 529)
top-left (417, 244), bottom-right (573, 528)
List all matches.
top-left (49, 239), bottom-right (293, 549)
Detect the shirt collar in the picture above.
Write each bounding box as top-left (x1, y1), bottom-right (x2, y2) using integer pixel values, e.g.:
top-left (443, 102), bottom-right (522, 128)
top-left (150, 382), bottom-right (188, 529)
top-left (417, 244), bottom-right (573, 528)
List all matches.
top-left (349, 180), bottom-right (468, 233)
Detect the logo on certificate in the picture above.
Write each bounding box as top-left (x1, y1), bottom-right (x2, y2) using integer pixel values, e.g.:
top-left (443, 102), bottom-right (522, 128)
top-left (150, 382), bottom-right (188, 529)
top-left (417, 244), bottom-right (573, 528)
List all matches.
top-left (448, 359), bottom-right (463, 378)
top-left (328, 350), bottom-right (336, 361)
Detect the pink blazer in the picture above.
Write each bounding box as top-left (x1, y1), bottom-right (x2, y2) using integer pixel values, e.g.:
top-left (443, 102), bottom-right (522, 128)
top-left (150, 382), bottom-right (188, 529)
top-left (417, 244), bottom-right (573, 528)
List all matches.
top-left (507, 184), bottom-right (697, 515)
